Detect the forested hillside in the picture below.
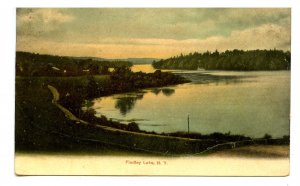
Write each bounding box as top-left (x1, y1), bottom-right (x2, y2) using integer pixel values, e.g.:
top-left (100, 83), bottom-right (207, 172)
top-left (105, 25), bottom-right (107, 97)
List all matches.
top-left (152, 49), bottom-right (290, 71)
top-left (16, 52), bottom-right (132, 76)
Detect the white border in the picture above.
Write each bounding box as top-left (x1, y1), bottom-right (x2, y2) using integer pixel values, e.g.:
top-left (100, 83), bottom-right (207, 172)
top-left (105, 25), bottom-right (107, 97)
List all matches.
top-left (1, 0), bottom-right (299, 186)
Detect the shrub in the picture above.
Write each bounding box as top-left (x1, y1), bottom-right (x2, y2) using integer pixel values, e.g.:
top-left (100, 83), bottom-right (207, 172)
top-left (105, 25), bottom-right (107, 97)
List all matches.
top-left (127, 122), bottom-right (140, 132)
top-left (263, 133), bottom-right (272, 140)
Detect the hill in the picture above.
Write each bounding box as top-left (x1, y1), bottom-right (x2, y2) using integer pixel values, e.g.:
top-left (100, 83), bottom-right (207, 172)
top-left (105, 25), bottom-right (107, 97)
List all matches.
top-left (152, 49), bottom-right (290, 71)
top-left (16, 51), bottom-right (132, 76)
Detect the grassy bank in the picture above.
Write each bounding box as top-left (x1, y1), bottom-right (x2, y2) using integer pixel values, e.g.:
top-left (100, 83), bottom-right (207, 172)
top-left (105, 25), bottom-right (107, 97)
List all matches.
top-left (15, 76), bottom-right (135, 154)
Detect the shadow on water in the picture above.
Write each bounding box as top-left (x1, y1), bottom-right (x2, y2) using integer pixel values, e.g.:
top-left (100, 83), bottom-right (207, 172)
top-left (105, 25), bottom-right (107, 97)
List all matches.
top-left (161, 88), bottom-right (175, 96)
top-left (115, 94), bottom-right (144, 115)
top-left (175, 72), bottom-right (257, 85)
top-left (114, 87), bottom-right (176, 115)
top-left (151, 88), bottom-right (175, 96)
top-left (151, 88), bottom-right (162, 95)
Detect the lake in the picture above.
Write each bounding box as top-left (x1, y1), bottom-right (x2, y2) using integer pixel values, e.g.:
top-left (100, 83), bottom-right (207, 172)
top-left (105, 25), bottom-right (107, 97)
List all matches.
top-left (91, 64), bottom-right (290, 138)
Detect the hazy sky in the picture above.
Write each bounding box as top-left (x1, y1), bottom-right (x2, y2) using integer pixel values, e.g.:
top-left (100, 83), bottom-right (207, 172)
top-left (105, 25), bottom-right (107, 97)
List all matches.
top-left (16, 8), bottom-right (291, 59)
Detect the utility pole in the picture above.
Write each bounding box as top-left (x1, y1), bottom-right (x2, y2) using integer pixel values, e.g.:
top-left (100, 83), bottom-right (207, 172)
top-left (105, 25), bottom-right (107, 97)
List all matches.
top-left (187, 114), bottom-right (190, 135)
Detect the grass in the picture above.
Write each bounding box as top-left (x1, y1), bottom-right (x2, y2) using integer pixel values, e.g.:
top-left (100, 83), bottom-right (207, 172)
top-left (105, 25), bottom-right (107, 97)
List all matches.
top-left (15, 76), bottom-right (136, 154)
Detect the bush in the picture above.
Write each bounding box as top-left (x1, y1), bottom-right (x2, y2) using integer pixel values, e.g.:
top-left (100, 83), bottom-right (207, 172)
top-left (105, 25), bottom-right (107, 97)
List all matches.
top-left (263, 133), bottom-right (272, 140)
top-left (127, 122), bottom-right (140, 132)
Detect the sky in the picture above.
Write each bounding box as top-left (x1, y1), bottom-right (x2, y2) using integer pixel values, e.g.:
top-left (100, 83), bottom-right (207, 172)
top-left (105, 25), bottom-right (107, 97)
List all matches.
top-left (16, 8), bottom-right (291, 59)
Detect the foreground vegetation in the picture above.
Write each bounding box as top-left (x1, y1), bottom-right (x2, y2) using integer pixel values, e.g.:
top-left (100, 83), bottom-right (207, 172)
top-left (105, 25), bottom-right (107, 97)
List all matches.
top-left (153, 49), bottom-right (290, 70)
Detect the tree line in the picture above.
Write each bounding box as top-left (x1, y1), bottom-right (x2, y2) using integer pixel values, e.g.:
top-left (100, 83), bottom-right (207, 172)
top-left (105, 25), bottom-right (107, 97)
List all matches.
top-left (152, 49), bottom-right (291, 71)
top-left (16, 51), bottom-right (133, 76)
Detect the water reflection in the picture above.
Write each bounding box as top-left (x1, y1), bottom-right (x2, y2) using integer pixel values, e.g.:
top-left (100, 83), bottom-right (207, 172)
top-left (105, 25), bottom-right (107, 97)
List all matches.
top-left (114, 88), bottom-right (176, 115)
top-left (112, 72), bottom-right (252, 116)
top-left (176, 72), bottom-right (256, 85)
top-left (150, 88), bottom-right (175, 96)
top-left (115, 94), bottom-right (144, 115)
top-left (161, 88), bottom-right (175, 96)
top-left (151, 88), bottom-right (162, 95)
top-left (92, 65), bottom-right (290, 138)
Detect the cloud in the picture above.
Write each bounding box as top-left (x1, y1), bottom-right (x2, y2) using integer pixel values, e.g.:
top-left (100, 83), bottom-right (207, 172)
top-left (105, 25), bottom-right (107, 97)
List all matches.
top-left (17, 9), bottom-right (73, 24)
top-left (16, 9), bottom-right (290, 58)
top-left (17, 23), bottom-right (290, 59)
top-left (226, 23), bottom-right (290, 50)
top-left (16, 8), bottom-right (290, 41)
top-left (17, 9), bottom-right (74, 37)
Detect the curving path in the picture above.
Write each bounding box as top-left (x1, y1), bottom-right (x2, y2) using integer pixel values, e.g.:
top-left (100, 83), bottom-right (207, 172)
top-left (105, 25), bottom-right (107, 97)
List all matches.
top-left (48, 85), bottom-right (88, 125)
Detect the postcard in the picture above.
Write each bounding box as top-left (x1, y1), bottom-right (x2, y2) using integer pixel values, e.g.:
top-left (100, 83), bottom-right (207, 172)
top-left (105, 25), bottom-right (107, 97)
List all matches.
top-left (15, 8), bottom-right (290, 176)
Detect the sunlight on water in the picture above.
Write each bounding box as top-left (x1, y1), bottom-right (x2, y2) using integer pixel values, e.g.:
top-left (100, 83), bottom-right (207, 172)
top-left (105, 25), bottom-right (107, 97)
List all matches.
top-left (131, 64), bottom-right (174, 73)
top-left (131, 64), bottom-right (156, 73)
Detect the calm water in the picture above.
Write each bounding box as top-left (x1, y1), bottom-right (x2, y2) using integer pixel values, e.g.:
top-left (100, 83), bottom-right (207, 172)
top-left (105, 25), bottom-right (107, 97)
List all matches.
top-left (91, 64), bottom-right (290, 138)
